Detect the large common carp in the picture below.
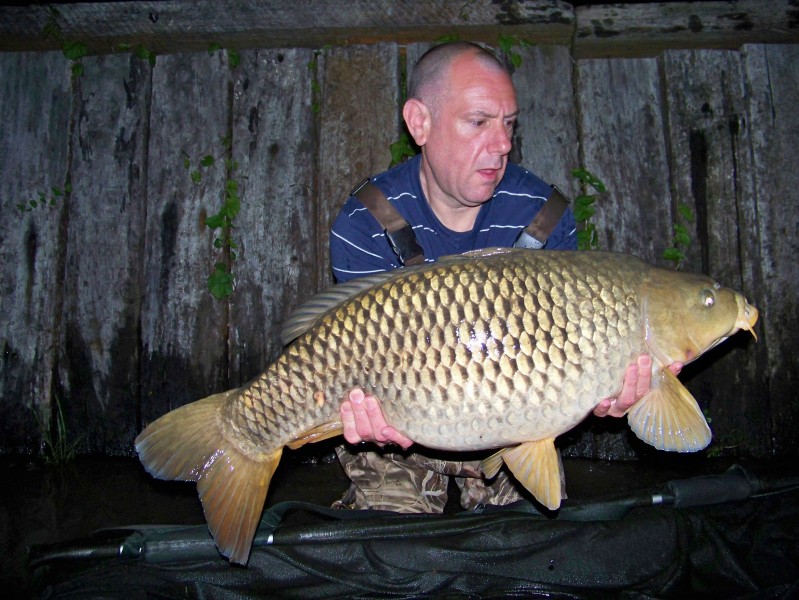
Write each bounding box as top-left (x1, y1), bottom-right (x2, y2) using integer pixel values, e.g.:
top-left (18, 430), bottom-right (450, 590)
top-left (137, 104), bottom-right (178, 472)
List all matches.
top-left (136, 248), bottom-right (758, 564)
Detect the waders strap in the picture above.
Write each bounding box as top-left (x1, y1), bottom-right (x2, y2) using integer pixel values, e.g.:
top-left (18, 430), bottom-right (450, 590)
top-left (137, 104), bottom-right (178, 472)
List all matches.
top-left (514, 186), bottom-right (570, 250)
top-left (351, 178), bottom-right (425, 266)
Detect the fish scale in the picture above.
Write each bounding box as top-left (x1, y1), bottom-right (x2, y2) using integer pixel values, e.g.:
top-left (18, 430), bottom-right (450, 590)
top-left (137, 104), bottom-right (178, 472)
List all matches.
top-left (136, 247), bottom-right (758, 564)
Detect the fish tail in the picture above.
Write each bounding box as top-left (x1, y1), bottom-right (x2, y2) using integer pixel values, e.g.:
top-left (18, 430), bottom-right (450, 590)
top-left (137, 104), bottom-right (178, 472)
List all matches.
top-left (135, 392), bottom-right (282, 565)
top-left (626, 368), bottom-right (712, 452)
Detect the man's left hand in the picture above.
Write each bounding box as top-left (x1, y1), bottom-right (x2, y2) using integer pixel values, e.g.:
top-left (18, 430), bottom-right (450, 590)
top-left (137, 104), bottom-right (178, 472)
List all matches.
top-left (593, 354), bottom-right (683, 418)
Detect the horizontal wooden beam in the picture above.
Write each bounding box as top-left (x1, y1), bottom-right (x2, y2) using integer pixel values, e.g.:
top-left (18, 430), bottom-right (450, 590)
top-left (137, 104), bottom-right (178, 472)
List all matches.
top-left (0, 1), bottom-right (796, 57)
top-left (575, 0), bottom-right (799, 58)
top-left (0, 0), bottom-right (575, 54)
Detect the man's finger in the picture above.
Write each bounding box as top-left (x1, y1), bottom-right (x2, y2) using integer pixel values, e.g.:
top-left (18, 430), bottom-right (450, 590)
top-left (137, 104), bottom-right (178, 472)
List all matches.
top-left (633, 354), bottom-right (652, 400)
top-left (341, 401), bottom-right (361, 444)
top-left (592, 398), bottom-right (612, 417)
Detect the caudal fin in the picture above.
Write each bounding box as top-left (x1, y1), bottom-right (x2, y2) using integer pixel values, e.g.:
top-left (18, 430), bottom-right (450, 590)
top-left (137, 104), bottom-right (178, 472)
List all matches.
top-left (626, 368), bottom-right (712, 452)
top-left (135, 391), bottom-right (282, 564)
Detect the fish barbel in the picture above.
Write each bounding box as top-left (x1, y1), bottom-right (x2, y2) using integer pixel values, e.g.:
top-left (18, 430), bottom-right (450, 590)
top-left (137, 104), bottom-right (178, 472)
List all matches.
top-left (136, 248), bottom-right (758, 563)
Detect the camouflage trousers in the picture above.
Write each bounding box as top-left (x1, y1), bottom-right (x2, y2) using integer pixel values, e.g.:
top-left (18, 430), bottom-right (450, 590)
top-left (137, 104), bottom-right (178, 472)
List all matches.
top-left (333, 445), bottom-right (524, 513)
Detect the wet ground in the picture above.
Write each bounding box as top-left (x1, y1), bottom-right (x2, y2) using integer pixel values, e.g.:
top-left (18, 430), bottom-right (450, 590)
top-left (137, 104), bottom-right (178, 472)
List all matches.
top-left (2, 445), bottom-right (797, 598)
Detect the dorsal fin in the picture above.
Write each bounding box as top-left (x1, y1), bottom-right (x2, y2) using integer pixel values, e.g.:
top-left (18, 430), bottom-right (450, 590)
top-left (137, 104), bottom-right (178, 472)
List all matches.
top-left (280, 247), bottom-right (517, 345)
top-left (438, 246), bottom-right (517, 262)
top-left (280, 268), bottom-right (412, 345)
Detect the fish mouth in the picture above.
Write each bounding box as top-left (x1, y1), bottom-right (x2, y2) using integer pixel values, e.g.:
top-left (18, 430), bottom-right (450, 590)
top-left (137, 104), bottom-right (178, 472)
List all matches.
top-left (736, 295), bottom-right (759, 342)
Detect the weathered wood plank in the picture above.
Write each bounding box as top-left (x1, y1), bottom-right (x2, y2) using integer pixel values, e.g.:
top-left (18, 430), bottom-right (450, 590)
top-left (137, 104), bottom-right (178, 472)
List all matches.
top-left (576, 0), bottom-right (799, 58)
top-left (742, 43), bottom-right (799, 456)
top-left (660, 48), bottom-right (769, 456)
top-left (140, 52), bottom-right (231, 424)
top-left (511, 44), bottom-right (581, 197)
top-left (0, 0), bottom-right (575, 53)
top-left (228, 47), bottom-right (317, 384)
top-left (0, 52), bottom-right (72, 453)
top-left (315, 43), bottom-right (401, 290)
top-left (575, 57), bottom-right (674, 260)
top-left (56, 53), bottom-right (151, 454)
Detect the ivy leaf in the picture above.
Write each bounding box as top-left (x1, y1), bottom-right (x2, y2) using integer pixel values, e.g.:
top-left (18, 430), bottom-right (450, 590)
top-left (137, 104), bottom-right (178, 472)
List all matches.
top-left (573, 202), bottom-right (596, 223)
top-left (571, 168), bottom-right (606, 193)
top-left (207, 263), bottom-right (234, 299)
top-left (389, 132), bottom-right (418, 166)
top-left (228, 50), bottom-right (241, 69)
top-left (208, 42), bottom-right (221, 55)
top-left (663, 247), bottom-right (685, 262)
top-left (497, 34), bottom-right (514, 56)
top-left (677, 203), bottom-right (695, 222)
top-left (63, 40), bottom-right (88, 61)
top-left (205, 213), bottom-right (226, 229)
top-left (190, 170), bottom-right (202, 184)
top-left (200, 155), bottom-right (215, 168)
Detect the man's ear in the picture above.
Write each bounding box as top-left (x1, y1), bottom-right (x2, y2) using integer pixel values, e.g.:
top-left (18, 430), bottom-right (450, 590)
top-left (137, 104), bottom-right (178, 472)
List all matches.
top-left (403, 99), bottom-right (431, 147)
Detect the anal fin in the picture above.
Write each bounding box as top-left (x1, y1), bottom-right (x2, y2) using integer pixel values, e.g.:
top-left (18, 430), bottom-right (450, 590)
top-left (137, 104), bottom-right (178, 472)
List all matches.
top-left (626, 368), bottom-right (712, 452)
top-left (500, 439), bottom-right (564, 511)
top-left (488, 438), bottom-right (566, 510)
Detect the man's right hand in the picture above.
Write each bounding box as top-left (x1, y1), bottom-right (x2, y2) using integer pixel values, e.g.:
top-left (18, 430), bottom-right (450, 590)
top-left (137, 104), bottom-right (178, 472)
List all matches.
top-left (340, 387), bottom-right (414, 450)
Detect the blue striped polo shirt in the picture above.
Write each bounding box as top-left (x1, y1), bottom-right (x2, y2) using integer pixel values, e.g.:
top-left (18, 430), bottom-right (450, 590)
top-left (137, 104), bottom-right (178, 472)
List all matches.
top-left (330, 154), bottom-right (577, 283)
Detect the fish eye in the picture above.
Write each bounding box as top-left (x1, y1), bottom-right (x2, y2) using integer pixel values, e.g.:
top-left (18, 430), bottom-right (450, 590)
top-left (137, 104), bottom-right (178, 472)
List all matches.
top-left (701, 289), bottom-right (715, 308)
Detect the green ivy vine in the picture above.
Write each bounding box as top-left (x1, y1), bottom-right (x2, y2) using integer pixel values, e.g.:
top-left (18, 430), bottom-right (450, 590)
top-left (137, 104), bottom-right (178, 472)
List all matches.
top-left (571, 167), bottom-right (606, 250)
top-left (183, 136), bottom-right (244, 299)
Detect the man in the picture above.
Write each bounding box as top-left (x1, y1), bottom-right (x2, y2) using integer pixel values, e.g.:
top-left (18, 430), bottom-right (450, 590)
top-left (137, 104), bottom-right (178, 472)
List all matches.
top-left (329, 42), bottom-right (680, 512)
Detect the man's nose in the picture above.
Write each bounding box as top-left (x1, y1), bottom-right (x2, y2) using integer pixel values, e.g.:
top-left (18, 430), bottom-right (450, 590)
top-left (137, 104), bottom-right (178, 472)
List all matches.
top-left (489, 123), bottom-right (512, 155)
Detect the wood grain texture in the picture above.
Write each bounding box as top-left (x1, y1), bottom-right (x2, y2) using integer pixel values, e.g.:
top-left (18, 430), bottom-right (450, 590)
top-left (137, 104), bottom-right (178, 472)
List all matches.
top-left (59, 53), bottom-right (151, 452)
top-left (228, 48), bottom-right (317, 384)
top-left (741, 44), bottom-right (799, 456)
top-left (315, 43), bottom-right (400, 290)
top-left (575, 0), bottom-right (799, 58)
top-left (139, 52), bottom-right (231, 424)
top-left (511, 44), bottom-right (581, 197)
top-left (0, 0), bottom-right (575, 53)
top-left (575, 57), bottom-right (673, 261)
top-left (0, 52), bottom-right (71, 453)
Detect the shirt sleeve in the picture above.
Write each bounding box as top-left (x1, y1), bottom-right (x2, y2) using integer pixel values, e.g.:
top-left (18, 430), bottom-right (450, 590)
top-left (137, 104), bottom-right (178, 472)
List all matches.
top-left (329, 196), bottom-right (399, 283)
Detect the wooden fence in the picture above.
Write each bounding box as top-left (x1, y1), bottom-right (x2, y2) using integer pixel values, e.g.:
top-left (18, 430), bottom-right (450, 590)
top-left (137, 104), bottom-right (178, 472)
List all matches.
top-left (0, 1), bottom-right (797, 459)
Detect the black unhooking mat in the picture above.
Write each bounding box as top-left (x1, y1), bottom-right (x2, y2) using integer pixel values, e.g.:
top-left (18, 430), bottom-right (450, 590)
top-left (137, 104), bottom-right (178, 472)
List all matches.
top-left (30, 466), bottom-right (799, 599)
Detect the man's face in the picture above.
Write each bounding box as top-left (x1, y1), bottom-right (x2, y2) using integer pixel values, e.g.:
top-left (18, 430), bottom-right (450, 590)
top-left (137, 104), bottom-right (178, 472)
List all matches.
top-left (420, 54), bottom-right (518, 210)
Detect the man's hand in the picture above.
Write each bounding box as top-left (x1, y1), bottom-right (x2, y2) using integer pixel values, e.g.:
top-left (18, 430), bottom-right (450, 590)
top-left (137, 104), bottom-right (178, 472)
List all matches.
top-left (340, 387), bottom-right (414, 450)
top-left (593, 354), bottom-right (683, 418)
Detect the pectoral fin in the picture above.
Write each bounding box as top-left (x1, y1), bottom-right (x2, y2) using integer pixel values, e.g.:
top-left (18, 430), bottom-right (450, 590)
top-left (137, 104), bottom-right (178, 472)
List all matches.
top-left (495, 439), bottom-right (564, 511)
top-left (626, 367), bottom-right (712, 452)
top-left (287, 421), bottom-right (344, 449)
